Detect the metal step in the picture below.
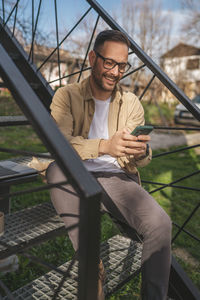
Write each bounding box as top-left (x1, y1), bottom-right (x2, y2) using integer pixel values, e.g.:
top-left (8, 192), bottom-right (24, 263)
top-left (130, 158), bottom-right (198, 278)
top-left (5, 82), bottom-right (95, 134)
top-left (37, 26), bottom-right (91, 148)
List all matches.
top-left (2, 235), bottom-right (142, 299)
top-left (0, 202), bottom-right (66, 259)
top-left (0, 115), bottom-right (29, 126)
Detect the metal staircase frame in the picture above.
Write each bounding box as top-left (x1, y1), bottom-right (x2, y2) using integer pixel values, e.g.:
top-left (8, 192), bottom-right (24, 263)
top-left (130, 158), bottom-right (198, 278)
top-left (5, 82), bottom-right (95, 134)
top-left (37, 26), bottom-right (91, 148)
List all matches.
top-left (0, 17), bottom-right (53, 111)
top-left (0, 42), bottom-right (102, 300)
top-left (0, 0), bottom-right (200, 299)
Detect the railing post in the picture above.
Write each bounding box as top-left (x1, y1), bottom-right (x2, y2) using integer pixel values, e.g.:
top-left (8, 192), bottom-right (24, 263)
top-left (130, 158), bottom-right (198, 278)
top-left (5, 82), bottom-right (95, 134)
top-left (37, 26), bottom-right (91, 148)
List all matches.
top-left (78, 193), bottom-right (101, 300)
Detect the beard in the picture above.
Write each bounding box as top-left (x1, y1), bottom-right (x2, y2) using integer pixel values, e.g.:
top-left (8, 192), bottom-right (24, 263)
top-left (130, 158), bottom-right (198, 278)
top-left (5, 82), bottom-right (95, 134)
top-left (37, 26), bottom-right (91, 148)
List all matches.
top-left (91, 62), bottom-right (120, 92)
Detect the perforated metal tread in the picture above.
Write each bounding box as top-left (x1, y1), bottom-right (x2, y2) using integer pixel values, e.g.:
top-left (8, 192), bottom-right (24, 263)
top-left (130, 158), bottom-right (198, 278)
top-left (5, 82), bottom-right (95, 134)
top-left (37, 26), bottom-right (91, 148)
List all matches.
top-left (0, 115), bottom-right (29, 126)
top-left (9, 155), bottom-right (51, 165)
top-left (3, 235), bottom-right (142, 299)
top-left (0, 202), bottom-right (66, 259)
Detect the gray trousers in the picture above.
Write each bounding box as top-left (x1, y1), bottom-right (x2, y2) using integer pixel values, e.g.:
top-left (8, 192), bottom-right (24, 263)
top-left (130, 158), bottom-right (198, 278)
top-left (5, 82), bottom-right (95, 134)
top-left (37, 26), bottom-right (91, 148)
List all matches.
top-left (47, 162), bottom-right (172, 300)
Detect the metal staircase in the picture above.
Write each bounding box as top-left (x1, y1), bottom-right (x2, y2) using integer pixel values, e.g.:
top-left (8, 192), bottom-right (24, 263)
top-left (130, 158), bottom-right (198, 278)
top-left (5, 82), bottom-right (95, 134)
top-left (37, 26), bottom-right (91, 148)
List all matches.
top-left (0, 17), bottom-right (53, 112)
top-left (0, 0), bottom-right (200, 299)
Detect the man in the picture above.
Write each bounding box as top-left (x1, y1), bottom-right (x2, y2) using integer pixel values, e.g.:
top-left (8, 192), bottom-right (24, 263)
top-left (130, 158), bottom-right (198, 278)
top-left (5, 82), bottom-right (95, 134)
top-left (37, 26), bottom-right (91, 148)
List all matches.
top-left (47, 30), bottom-right (171, 299)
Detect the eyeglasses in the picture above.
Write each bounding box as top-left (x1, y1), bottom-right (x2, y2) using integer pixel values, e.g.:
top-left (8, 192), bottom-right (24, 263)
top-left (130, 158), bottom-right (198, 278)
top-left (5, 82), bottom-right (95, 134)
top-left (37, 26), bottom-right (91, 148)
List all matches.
top-left (94, 50), bottom-right (131, 74)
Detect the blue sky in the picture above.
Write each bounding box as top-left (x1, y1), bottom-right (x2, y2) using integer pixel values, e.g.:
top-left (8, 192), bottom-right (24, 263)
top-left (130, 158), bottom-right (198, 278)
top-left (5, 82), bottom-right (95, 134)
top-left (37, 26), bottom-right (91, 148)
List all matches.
top-left (56, 0), bottom-right (183, 17)
top-left (1, 0), bottom-right (185, 31)
top-left (40, 0), bottom-right (186, 53)
top-left (1, 0), bottom-right (192, 52)
top-left (43, 0), bottom-right (183, 29)
top-left (37, 0), bottom-right (184, 41)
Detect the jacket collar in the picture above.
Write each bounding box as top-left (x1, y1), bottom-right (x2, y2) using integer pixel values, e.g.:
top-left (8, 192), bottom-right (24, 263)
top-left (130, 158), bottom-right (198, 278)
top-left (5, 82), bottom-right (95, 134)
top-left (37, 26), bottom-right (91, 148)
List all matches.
top-left (81, 76), bottom-right (122, 104)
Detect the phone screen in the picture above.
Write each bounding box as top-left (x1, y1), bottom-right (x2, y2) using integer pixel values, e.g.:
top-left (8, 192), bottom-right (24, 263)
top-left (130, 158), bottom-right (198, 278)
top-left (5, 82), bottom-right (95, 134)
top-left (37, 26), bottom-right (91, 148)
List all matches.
top-left (131, 125), bottom-right (153, 136)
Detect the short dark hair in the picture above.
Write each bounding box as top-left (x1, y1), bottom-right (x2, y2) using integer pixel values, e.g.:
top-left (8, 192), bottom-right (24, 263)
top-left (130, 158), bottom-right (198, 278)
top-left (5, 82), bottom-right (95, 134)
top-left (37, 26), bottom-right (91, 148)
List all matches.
top-left (93, 30), bottom-right (130, 51)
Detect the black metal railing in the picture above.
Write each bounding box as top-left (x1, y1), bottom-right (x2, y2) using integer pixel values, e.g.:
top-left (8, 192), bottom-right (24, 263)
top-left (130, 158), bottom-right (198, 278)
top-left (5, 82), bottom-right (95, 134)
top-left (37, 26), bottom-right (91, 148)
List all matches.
top-left (0, 42), bottom-right (102, 300)
top-left (0, 0), bottom-right (200, 299)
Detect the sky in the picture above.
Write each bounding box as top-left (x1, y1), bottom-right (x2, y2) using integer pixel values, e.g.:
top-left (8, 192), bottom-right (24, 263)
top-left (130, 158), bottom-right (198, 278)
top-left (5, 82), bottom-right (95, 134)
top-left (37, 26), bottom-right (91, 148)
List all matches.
top-left (44, 0), bottom-right (191, 54)
top-left (41, 0), bottom-right (184, 31)
top-left (1, 0), bottom-right (197, 54)
top-left (39, 0), bottom-right (187, 49)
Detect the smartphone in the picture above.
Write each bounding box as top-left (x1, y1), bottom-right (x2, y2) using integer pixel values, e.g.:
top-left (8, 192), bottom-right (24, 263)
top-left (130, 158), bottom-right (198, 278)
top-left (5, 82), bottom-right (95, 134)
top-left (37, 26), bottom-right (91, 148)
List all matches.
top-left (131, 125), bottom-right (154, 136)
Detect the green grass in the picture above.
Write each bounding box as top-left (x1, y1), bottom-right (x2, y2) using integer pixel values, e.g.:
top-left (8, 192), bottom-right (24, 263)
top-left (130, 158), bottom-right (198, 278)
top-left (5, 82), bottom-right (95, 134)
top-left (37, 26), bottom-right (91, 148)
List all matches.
top-left (143, 101), bottom-right (177, 125)
top-left (0, 94), bottom-right (199, 298)
top-left (0, 92), bottom-right (22, 116)
top-left (140, 147), bottom-right (200, 290)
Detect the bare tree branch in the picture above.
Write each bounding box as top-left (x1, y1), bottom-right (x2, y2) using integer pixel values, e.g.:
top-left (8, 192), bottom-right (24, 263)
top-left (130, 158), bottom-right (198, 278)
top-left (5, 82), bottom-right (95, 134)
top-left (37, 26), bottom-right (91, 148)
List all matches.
top-left (181, 0), bottom-right (200, 44)
top-left (120, 0), bottom-right (172, 60)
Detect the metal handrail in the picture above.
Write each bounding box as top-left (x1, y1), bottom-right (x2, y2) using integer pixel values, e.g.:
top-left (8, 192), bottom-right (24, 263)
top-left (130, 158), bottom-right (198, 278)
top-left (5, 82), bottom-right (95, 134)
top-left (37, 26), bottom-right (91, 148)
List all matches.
top-left (0, 43), bottom-right (102, 300)
top-left (1, 0), bottom-right (200, 298)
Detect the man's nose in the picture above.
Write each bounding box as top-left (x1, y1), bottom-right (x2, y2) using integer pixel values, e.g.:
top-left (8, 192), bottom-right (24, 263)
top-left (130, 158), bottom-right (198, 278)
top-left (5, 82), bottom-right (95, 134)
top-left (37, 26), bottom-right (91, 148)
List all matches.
top-left (110, 64), bottom-right (120, 76)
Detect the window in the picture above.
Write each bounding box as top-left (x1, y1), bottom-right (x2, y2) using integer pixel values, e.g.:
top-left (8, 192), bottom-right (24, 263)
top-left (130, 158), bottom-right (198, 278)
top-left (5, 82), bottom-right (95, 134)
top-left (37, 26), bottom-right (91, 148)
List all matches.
top-left (186, 58), bottom-right (199, 70)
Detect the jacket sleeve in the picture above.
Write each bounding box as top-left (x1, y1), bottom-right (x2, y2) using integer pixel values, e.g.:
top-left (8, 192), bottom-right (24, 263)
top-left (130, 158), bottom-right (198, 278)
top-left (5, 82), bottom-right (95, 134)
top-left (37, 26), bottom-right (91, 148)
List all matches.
top-left (117, 93), bottom-right (152, 170)
top-left (50, 87), bottom-right (101, 160)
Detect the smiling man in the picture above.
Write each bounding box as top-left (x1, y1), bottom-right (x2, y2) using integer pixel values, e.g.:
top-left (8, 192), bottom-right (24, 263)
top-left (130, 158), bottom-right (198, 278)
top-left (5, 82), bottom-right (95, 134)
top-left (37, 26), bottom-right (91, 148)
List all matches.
top-left (90, 41), bottom-right (130, 96)
top-left (47, 30), bottom-right (172, 300)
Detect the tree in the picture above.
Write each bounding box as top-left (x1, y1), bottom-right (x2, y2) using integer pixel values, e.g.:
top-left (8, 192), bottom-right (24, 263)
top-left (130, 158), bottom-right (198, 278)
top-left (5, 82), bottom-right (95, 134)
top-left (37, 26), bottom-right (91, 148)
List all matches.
top-left (116, 0), bottom-right (173, 105)
top-left (181, 0), bottom-right (200, 45)
top-left (0, 0), bottom-right (53, 47)
top-left (119, 0), bottom-right (172, 60)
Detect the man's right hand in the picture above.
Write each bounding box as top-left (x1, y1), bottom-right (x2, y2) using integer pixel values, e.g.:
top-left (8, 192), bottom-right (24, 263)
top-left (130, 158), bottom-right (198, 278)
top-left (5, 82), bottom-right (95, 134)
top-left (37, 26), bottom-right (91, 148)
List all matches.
top-left (99, 128), bottom-right (149, 158)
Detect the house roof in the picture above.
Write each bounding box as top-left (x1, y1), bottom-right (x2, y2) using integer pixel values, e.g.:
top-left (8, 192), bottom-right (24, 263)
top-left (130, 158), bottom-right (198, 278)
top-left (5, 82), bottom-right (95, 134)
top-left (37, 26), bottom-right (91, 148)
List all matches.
top-left (24, 44), bottom-right (75, 63)
top-left (161, 43), bottom-right (200, 59)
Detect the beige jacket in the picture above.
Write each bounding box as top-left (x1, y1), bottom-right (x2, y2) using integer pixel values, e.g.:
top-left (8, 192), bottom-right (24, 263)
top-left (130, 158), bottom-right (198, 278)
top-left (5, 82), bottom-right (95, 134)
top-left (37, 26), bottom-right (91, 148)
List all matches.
top-left (50, 76), bottom-right (152, 175)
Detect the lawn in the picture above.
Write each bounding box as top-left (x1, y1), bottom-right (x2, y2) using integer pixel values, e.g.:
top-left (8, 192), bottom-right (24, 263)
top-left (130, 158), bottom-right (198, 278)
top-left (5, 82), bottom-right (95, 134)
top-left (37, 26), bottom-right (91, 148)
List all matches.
top-left (0, 93), bottom-right (199, 298)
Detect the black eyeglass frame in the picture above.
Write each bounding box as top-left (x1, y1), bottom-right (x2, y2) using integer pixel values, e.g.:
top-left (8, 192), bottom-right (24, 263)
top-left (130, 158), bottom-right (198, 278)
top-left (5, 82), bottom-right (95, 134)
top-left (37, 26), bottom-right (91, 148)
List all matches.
top-left (94, 50), bottom-right (131, 74)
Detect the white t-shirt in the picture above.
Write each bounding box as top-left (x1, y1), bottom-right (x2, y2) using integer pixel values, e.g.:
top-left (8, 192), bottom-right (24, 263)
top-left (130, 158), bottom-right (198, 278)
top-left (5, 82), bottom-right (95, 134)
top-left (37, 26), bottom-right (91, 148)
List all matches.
top-left (83, 97), bottom-right (123, 173)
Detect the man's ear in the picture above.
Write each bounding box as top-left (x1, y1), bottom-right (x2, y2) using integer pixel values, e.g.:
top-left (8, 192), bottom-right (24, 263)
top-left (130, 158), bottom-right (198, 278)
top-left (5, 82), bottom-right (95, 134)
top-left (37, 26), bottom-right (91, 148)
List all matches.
top-left (89, 50), bottom-right (96, 67)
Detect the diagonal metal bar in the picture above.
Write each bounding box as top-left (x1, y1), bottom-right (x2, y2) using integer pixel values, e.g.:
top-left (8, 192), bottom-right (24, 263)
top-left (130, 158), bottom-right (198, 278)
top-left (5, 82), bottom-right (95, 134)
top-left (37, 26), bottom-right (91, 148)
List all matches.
top-left (54, 0), bottom-right (61, 87)
top-left (153, 126), bottom-right (200, 131)
top-left (49, 66), bottom-right (91, 84)
top-left (2, 0), bottom-right (20, 27)
top-left (37, 6), bottom-right (92, 71)
top-left (142, 180), bottom-right (200, 192)
top-left (0, 146), bottom-right (51, 158)
top-left (77, 14), bottom-right (100, 82)
top-left (22, 251), bottom-right (77, 279)
top-left (139, 74), bottom-right (155, 100)
top-left (149, 170), bottom-right (200, 194)
top-left (166, 185), bottom-right (200, 192)
top-left (28, 0), bottom-right (42, 62)
top-left (172, 202), bottom-right (200, 243)
top-left (52, 254), bottom-right (78, 300)
top-left (152, 144), bottom-right (200, 159)
top-left (12, 0), bottom-right (18, 36)
top-left (173, 222), bottom-right (200, 243)
top-left (31, 0), bottom-right (34, 63)
top-left (1, 180), bottom-right (69, 200)
top-left (87, 0), bottom-right (200, 121)
top-left (2, 0), bottom-right (5, 23)
top-left (122, 63), bottom-right (146, 80)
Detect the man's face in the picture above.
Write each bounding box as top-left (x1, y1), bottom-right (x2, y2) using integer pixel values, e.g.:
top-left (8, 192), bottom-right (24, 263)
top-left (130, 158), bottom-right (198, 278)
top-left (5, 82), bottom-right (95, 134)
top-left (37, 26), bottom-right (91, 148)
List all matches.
top-left (90, 41), bottom-right (129, 93)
